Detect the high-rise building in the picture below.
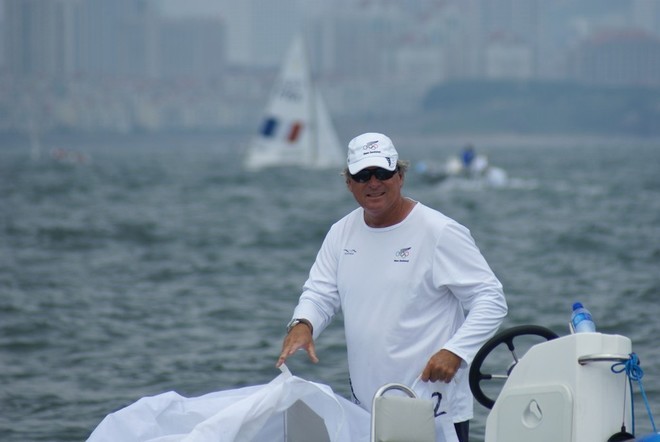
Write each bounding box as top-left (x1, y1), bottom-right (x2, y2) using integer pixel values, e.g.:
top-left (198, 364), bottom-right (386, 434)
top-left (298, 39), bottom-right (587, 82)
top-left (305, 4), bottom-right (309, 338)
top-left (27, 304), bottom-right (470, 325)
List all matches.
top-left (244, 0), bottom-right (301, 67)
top-left (158, 17), bottom-right (226, 81)
top-left (476, 0), bottom-right (539, 78)
top-left (568, 29), bottom-right (660, 86)
top-left (3, 0), bottom-right (159, 79)
top-left (4, 0), bottom-right (78, 78)
top-left (632, 0), bottom-right (660, 36)
top-left (76, 0), bottom-right (156, 78)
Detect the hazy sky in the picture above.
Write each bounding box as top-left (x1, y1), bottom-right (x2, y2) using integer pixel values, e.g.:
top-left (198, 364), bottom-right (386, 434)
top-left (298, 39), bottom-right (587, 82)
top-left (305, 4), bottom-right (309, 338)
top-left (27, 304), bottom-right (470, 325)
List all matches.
top-left (158, 0), bottom-right (319, 18)
top-left (158, 0), bottom-right (230, 17)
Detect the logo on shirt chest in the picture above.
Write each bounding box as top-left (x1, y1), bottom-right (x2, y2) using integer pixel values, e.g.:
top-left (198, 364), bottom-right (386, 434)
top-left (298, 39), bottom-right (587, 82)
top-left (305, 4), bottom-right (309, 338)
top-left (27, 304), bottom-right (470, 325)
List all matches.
top-left (394, 247), bottom-right (411, 262)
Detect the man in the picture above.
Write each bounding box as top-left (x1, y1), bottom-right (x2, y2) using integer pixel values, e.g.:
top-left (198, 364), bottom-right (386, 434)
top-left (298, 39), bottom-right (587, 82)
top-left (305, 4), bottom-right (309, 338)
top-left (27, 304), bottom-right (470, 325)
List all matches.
top-left (461, 144), bottom-right (476, 169)
top-left (276, 132), bottom-right (507, 441)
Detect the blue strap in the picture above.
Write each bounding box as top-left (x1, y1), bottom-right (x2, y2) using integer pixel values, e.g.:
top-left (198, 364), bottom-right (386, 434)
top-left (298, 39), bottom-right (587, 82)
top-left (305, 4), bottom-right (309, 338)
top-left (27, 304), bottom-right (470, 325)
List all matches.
top-left (612, 353), bottom-right (657, 434)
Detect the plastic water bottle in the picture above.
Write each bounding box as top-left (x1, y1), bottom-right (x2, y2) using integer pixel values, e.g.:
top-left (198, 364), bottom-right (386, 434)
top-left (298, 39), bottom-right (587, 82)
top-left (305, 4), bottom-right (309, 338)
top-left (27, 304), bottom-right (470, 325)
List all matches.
top-left (571, 302), bottom-right (596, 333)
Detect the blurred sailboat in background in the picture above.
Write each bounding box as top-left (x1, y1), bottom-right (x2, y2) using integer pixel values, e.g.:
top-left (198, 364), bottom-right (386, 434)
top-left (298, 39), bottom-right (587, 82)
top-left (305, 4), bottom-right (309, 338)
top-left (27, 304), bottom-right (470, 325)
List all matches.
top-left (243, 35), bottom-right (344, 171)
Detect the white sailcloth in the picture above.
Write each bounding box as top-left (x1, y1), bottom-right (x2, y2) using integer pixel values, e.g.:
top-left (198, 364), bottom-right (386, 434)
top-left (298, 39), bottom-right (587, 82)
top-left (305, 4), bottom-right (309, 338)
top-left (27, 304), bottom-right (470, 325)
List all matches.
top-left (87, 365), bottom-right (460, 442)
top-left (87, 365), bottom-right (371, 442)
top-left (244, 36), bottom-right (344, 171)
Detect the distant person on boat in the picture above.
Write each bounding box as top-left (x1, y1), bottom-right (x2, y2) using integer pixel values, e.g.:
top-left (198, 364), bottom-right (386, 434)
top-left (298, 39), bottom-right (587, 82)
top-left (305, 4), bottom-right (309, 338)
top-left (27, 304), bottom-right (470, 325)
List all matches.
top-left (461, 144), bottom-right (489, 176)
top-left (460, 144), bottom-right (475, 169)
top-left (276, 132), bottom-right (508, 442)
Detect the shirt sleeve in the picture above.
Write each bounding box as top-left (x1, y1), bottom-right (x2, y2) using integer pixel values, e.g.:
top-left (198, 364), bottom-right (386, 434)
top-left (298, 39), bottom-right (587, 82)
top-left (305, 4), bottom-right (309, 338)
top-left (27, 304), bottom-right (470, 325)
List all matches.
top-left (433, 221), bottom-right (508, 365)
top-left (292, 227), bottom-right (342, 340)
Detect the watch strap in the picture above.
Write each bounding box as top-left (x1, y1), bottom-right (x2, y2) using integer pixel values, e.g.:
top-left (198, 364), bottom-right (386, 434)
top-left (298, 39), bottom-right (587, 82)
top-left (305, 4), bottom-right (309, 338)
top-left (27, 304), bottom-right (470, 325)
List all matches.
top-left (286, 318), bottom-right (312, 334)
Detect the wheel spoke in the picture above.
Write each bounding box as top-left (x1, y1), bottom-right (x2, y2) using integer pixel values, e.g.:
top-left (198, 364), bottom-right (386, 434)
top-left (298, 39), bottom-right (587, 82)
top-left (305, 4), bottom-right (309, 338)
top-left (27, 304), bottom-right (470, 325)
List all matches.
top-left (468, 325), bottom-right (559, 409)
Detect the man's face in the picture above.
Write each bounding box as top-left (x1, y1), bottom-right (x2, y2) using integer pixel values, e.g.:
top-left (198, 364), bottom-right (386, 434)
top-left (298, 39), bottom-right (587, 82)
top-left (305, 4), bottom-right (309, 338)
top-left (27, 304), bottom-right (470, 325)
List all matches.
top-left (347, 167), bottom-right (403, 223)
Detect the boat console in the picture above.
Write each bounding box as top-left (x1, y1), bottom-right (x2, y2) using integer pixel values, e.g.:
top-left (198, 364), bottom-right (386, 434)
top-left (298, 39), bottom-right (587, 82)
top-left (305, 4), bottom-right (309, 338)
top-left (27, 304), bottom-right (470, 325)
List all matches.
top-left (469, 325), bottom-right (659, 442)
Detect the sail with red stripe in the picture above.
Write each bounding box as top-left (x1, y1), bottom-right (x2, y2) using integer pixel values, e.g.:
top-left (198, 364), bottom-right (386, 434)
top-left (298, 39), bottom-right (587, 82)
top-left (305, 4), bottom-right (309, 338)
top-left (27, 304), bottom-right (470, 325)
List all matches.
top-left (244, 36), bottom-right (343, 170)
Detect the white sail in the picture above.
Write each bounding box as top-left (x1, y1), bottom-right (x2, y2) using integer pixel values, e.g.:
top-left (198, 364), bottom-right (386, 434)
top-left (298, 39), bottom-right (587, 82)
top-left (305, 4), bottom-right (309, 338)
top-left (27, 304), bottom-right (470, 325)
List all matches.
top-left (244, 36), bottom-right (344, 171)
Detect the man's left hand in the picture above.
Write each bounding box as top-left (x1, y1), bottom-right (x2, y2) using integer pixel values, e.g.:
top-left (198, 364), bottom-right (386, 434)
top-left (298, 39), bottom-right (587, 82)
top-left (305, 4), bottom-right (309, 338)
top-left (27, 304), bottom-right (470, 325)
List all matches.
top-left (421, 349), bottom-right (462, 383)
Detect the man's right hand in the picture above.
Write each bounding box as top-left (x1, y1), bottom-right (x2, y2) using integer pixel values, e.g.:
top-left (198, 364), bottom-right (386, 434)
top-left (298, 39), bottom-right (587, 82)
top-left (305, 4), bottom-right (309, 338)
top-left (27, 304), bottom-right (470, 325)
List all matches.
top-left (276, 322), bottom-right (318, 368)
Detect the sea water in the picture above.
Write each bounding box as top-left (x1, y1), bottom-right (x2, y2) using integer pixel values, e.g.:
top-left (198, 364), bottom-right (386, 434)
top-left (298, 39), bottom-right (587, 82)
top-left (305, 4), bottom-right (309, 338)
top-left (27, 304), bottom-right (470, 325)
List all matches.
top-left (1, 133), bottom-right (659, 441)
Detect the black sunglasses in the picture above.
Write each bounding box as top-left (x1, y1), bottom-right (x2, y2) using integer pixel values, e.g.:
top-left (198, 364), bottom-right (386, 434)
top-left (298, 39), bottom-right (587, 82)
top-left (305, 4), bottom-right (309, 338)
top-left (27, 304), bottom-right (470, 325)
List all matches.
top-left (350, 167), bottom-right (398, 183)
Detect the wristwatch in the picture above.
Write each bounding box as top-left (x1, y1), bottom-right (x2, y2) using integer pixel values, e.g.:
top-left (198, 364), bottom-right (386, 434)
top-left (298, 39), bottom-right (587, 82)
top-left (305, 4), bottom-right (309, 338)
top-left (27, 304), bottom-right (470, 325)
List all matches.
top-left (286, 318), bottom-right (311, 334)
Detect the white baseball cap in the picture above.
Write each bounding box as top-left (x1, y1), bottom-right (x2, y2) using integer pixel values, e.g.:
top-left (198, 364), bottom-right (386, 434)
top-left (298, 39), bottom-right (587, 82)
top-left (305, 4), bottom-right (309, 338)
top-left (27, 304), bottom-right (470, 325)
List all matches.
top-left (347, 132), bottom-right (399, 174)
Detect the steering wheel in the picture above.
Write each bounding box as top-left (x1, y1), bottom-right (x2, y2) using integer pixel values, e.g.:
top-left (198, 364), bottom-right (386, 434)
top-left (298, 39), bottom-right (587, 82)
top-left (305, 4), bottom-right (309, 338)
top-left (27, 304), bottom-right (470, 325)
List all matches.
top-left (469, 325), bottom-right (559, 409)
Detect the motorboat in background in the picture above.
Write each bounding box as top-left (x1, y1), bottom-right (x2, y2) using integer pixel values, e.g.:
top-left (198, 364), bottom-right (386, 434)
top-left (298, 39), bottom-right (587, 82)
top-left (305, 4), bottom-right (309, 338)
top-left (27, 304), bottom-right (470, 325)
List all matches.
top-left (415, 144), bottom-right (508, 187)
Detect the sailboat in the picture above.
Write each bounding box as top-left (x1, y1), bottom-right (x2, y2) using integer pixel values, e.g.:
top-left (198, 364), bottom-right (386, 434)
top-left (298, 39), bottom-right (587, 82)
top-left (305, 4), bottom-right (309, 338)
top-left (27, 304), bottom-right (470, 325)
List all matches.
top-left (243, 36), bottom-right (344, 171)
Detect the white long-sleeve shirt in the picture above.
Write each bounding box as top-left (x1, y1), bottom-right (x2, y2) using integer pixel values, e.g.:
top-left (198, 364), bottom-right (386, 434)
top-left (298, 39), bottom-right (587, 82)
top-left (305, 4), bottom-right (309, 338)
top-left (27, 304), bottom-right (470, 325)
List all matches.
top-left (292, 201), bottom-right (507, 423)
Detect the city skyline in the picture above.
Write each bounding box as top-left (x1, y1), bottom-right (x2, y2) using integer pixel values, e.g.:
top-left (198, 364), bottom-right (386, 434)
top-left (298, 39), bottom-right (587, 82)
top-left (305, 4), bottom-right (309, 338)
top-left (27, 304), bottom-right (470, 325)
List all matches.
top-left (1, 0), bottom-right (659, 136)
top-left (156, 0), bottom-right (324, 65)
top-left (4, 0), bottom-right (659, 74)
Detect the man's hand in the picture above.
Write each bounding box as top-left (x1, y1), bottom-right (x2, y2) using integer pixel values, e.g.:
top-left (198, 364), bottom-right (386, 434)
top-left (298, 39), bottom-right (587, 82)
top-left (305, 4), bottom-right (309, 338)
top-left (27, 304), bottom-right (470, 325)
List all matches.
top-left (275, 322), bottom-right (319, 368)
top-left (421, 349), bottom-right (462, 383)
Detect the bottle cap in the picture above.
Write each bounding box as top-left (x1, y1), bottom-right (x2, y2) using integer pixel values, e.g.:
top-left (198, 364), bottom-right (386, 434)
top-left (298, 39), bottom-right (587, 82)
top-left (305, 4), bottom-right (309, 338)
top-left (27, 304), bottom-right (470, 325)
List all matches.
top-left (572, 302), bottom-right (583, 310)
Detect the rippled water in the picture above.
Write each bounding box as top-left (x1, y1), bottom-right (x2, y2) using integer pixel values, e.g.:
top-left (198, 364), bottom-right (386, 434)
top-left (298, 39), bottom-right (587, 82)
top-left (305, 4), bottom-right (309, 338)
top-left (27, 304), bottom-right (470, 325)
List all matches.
top-left (1, 134), bottom-right (659, 441)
